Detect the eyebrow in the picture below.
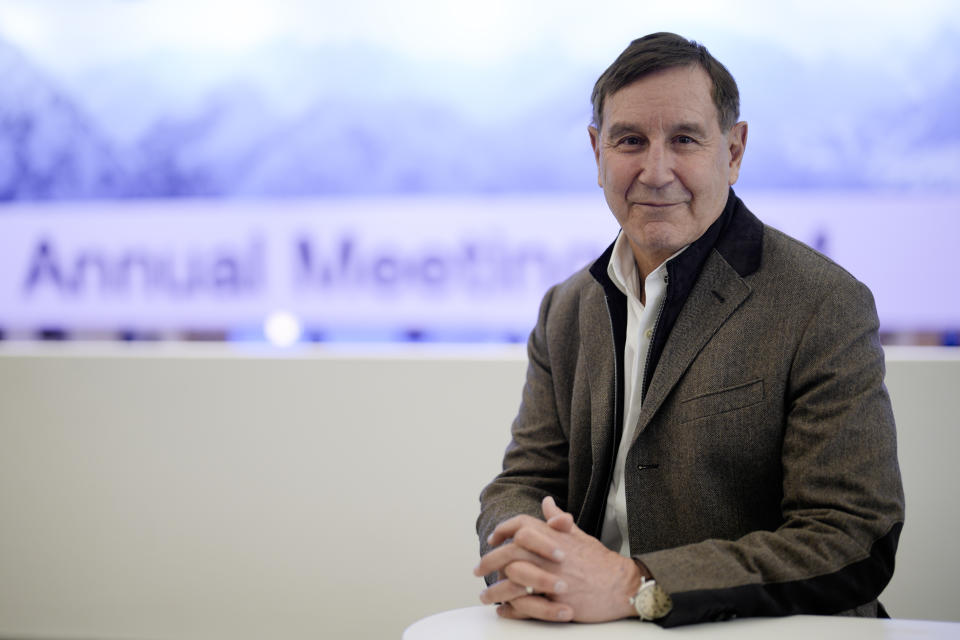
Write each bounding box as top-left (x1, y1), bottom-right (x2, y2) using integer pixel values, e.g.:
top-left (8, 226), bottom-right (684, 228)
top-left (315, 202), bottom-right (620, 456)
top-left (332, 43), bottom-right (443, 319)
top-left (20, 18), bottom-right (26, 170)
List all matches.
top-left (605, 123), bottom-right (640, 140)
top-left (673, 122), bottom-right (709, 137)
top-left (604, 121), bottom-right (709, 140)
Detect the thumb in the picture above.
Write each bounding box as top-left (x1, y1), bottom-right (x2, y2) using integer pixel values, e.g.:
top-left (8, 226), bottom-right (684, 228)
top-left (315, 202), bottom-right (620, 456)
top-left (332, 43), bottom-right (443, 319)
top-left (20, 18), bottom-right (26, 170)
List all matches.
top-left (542, 496), bottom-right (575, 533)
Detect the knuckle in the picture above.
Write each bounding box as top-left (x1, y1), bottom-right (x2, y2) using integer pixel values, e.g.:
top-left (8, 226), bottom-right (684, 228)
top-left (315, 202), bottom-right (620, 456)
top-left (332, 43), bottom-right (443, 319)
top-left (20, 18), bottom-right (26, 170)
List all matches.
top-left (504, 559), bottom-right (532, 581)
top-left (513, 527), bottom-right (534, 546)
top-left (537, 574), bottom-right (556, 592)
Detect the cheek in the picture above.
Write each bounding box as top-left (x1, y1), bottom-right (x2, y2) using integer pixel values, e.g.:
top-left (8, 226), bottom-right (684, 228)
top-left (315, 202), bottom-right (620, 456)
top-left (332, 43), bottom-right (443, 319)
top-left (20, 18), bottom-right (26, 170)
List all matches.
top-left (601, 157), bottom-right (633, 191)
top-left (684, 162), bottom-right (727, 196)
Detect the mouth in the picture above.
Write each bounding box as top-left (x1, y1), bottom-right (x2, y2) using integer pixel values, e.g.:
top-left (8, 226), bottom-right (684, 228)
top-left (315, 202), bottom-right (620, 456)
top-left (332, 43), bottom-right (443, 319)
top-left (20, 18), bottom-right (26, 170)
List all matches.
top-left (632, 202), bottom-right (682, 208)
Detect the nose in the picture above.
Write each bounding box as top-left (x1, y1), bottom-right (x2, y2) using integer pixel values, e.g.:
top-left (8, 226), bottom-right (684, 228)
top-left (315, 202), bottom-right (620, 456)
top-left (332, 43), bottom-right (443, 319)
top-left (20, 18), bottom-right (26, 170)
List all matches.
top-left (637, 143), bottom-right (674, 189)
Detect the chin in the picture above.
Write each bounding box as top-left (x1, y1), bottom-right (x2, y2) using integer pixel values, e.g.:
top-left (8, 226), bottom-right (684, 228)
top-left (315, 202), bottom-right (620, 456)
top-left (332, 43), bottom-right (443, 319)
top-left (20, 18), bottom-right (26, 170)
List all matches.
top-left (634, 226), bottom-right (687, 253)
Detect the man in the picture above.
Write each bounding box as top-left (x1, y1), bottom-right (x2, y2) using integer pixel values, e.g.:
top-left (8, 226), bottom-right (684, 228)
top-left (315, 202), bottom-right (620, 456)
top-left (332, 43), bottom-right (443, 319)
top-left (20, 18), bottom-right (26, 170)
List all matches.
top-left (474, 32), bottom-right (904, 627)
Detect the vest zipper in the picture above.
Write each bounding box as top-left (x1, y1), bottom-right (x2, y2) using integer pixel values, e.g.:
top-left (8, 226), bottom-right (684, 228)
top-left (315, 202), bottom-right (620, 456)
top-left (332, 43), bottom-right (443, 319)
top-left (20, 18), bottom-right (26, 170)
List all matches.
top-left (640, 270), bottom-right (669, 404)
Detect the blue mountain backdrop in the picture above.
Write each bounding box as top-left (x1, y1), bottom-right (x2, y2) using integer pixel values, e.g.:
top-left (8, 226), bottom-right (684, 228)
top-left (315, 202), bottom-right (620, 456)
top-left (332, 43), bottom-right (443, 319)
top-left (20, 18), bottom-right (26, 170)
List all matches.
top-left (1, 30), bottom-right (958, 201)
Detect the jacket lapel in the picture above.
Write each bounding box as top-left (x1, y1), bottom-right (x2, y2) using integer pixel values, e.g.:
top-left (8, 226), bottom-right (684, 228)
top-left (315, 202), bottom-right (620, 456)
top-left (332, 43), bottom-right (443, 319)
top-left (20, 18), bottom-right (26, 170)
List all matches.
top-left (633, 251), bottom-right (753, 439)
top-left (578, 282), bottom-right (622, 532)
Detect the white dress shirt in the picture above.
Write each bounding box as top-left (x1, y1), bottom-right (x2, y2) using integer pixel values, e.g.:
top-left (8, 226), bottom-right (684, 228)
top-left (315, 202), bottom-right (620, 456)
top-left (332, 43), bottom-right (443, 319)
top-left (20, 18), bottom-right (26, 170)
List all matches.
top-left (599, 233), bottom-right (686, 556)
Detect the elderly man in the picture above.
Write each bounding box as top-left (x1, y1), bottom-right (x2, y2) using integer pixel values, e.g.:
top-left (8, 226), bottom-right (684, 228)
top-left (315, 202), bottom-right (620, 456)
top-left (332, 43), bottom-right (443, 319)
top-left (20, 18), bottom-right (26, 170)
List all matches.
top-left (474, 32), bottom-right (904, 627)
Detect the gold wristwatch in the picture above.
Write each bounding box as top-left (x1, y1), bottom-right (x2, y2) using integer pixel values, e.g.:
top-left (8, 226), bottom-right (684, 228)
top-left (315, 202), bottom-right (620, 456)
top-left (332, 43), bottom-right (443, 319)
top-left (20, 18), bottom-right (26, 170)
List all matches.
top-left (629, 576), bottom-right (673, 620)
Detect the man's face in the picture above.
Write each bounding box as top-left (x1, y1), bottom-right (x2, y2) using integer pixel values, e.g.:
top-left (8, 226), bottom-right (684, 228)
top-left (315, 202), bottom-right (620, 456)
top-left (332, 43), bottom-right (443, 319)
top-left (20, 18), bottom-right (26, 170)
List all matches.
top-left (589, 64), bottom-right (747, 275)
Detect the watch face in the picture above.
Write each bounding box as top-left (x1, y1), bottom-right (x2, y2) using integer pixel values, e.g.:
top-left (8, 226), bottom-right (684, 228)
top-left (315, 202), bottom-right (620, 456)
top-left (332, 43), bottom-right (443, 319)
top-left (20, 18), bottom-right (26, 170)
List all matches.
top-left (633, 581), bottom-right (673, 619)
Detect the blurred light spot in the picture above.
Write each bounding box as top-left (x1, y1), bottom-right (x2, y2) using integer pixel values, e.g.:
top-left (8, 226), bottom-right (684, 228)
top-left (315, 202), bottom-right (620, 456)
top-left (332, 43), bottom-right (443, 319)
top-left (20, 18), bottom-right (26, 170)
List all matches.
top-left (264, 310), bottom-right (302, 347)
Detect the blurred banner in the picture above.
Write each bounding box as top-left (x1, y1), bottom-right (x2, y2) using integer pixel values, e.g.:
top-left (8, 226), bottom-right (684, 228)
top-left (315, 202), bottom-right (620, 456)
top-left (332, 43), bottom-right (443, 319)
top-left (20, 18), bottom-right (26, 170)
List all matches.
top-left (0, 197), bottom-right (617, 341)
top-left (2, 192), bottom-right (957, 342)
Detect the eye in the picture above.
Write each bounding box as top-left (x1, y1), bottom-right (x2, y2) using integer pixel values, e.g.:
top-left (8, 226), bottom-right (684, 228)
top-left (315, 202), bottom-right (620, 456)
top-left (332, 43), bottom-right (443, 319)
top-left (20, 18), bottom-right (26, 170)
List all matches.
top-left (675, 135), bottom-right (695, 144)
top-left (619, 135), bottom-right (644, 146)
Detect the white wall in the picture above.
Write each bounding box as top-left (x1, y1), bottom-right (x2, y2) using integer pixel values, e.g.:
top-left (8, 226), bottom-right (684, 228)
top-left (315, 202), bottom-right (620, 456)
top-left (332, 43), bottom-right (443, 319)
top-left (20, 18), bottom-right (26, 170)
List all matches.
top-left (0, 344), bottom-right (956, 639)
top-left (877, 348), bottom-right (960, 623)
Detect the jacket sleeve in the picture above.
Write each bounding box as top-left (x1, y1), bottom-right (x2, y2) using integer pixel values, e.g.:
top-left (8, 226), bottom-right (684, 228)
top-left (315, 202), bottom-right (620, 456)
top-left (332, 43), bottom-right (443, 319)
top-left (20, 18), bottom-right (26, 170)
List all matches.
top-left (476, 284), bottom-right (571, 567)
top-left (638, 278), bottom-right (905, 626)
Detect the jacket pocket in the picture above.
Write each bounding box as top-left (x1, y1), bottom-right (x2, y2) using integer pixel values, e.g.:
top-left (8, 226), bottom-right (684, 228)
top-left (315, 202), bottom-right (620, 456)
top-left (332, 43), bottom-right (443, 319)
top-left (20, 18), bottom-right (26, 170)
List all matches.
top-left (677, 378), bottom-right (764, 423)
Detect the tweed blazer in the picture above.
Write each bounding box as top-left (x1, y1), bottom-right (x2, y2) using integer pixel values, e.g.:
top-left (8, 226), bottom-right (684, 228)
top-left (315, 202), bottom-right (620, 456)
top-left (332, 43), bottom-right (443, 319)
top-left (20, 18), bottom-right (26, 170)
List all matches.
top-left (477, 194), bottom-right (905, 627)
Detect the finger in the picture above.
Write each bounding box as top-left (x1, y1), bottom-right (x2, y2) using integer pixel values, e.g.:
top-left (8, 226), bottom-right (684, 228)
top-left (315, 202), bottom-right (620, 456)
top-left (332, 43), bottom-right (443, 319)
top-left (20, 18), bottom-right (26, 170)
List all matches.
top-left (484, 520), bottom-right (565, 567)
top-left (480, 573), bottom-right (554, 606)
top-left (486, 514), bottom-right (540, 547)
top-left (541, 496), bottom-right (574, 533)
top-left (499, 595), bottom-right (574, 622)
top-left (541, 495), bottom-right (576, 533)
top-left (479, 578), bottom-right (522, 605)
top-left (503, 560), bottom-right (568, 596)
top-left (546, 511), bottom-right (574, 533)
top-left (474, 541), bottom-right (548, 577)
top-left (541, 495), bottom-right (563, 519)
top-left (511, 520), bottom-right (567, 562)
top-left (495, 602), bottom-right (531, 620)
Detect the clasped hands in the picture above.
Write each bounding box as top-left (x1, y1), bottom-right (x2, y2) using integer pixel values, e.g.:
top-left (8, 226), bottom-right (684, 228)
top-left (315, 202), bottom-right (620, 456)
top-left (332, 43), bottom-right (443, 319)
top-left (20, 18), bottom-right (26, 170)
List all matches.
top-left (473, 496), bottom-right (643, 623)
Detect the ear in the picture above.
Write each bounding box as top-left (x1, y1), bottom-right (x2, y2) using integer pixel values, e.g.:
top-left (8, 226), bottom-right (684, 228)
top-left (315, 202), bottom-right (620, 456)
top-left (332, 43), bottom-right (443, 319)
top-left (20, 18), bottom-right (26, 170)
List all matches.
top-left (726, 121), bottom-right (748, 185)
top-left (588, 125), bottom-right (602, 187)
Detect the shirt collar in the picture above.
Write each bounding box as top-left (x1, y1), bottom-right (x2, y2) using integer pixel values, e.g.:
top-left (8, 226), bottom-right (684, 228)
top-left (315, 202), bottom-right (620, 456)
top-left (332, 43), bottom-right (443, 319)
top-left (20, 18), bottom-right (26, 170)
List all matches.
top-left (606, 232), bottom-right (687, 303)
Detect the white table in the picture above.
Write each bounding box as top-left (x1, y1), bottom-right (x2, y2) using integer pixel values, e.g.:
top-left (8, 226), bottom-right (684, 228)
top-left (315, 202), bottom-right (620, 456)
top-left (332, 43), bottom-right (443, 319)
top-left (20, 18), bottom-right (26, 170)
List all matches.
top-left (403, 606), bottom-right (960, 639)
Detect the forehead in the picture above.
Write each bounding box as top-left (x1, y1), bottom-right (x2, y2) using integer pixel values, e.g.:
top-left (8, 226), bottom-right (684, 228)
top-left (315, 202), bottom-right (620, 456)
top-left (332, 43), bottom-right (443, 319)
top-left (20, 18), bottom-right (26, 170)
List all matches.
top-left (601, 65), bottom-right (719, 132)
